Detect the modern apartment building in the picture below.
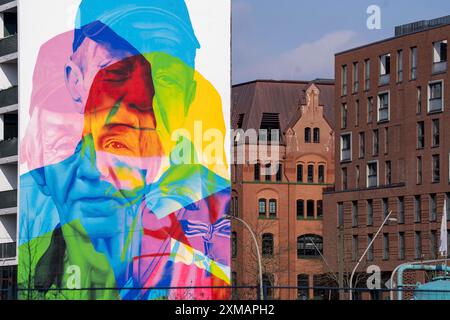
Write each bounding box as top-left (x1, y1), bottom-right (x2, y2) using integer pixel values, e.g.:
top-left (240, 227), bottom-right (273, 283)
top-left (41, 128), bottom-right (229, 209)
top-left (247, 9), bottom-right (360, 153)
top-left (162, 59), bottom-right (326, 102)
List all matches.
top-left (323, 16), bottom-right (450, 299)
top-left (0, 0), bottom-right (18, 300)
top-left (231, 79), bottom-right (336, 300)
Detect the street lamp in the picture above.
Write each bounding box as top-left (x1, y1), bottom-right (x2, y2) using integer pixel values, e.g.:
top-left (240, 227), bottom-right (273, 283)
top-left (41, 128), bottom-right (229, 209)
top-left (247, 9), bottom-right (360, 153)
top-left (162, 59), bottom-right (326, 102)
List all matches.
top-left (349, 210), bottom-right (396, 300)
top-left (225, 214), bottom-right (264, 300)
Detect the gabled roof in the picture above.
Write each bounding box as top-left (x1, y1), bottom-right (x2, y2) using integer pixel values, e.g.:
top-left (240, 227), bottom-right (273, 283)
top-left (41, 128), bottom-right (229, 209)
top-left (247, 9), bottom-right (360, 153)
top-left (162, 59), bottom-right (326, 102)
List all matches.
top-left (231, 79), bottom-right (335, 133)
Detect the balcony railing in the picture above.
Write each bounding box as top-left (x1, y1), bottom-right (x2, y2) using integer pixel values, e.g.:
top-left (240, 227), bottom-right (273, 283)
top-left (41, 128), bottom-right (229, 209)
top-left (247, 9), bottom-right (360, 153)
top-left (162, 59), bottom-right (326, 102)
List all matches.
top-left (432, 61), bottom-right (447, 74)
top-left (378, 73), bottom-right (390, 86)
top-left (0, 86), bottom-right (17, 108)
top-left (0, 137), bottom-right (17, 158)
top-left (0, 189), bottom-right (17, 209)
top-left (0, 34), bottom-right (17, 58)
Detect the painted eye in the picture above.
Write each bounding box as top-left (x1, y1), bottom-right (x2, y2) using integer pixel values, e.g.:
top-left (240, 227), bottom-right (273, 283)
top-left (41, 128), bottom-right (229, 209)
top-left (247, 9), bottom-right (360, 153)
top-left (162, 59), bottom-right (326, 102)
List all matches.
top-left (106, 141), bottom-right (127, 150)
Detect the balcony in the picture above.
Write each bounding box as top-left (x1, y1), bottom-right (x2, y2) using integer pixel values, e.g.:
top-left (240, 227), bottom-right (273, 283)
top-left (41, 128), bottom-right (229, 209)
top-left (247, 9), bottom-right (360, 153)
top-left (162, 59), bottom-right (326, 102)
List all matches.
top-left (0, 137), bottom-right (17, 159)
top-left (0, 86), bottom-right (17, 109)
top-left (378, 74), bottom-right (390, 86)
top-left (432, 61), bottom-right (447, 74)
top-left (0, 34), bottom-right (17, 58)
top-left (0, 189), bottom-right (17, 210)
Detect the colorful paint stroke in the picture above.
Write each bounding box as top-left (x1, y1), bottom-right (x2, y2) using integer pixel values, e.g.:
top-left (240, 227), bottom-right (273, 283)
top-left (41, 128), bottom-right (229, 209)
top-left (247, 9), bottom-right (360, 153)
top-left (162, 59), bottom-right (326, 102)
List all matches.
top-left (18, 0), bottom-right (230, 300)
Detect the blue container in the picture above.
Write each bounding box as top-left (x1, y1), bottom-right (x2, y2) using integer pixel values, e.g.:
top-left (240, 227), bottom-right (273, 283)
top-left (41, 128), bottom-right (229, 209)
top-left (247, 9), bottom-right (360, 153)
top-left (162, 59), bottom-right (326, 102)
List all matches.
top-left (414, 277), bottom-right (450, 300)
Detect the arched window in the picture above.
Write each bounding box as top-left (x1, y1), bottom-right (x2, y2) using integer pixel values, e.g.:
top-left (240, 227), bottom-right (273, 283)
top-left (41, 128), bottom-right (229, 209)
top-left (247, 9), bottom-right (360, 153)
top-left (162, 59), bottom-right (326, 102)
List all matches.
top-left (296, 199), bottom-right (304, 219)
top-left (232, 232), bottom-right (237, 258)
top-left (297, 164), bottom-right (303, 182)
top-left (297, 234), bottom-right (323, 258)
top-left (307, 164), bottom-right (314, 183)
top-left (262, 233), bottom-right (274, 257)
top-left (318, 165), bottom-right (325, 183)
top-left (305, 127), bottom-right (311, 143)
top-left (262, 273), bottom-right (274, 300)
top-left (268, 199), bottom-right (277, 218)
top-left (313, 128), bottom-right (320, 143)
top-left (258, 199), bottom-right (266, 217)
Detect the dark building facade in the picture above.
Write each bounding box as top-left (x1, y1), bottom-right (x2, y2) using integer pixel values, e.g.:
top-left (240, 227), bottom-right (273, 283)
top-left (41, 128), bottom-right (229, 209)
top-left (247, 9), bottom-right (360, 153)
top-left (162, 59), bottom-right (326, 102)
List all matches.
top-left (323, 16), bottom-right (450, 299)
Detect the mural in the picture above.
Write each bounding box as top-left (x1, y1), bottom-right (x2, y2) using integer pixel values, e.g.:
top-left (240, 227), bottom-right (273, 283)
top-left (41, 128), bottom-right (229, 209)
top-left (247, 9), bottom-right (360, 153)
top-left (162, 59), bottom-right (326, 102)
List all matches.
top-left (18, 0), bottom-right (231, 300)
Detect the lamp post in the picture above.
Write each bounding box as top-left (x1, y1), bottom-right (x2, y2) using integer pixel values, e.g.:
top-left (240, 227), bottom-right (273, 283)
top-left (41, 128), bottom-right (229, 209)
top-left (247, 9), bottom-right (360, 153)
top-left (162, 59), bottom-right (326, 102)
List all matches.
top-left (225, 214), bottom-right (264, 300)
top-left (349, 210), bottom-right (396, 300)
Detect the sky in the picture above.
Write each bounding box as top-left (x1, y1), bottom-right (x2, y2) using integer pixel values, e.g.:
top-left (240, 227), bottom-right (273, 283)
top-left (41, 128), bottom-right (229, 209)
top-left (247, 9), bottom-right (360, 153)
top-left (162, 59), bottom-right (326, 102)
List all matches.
top-left (232, 0), bottom-right (450, 84)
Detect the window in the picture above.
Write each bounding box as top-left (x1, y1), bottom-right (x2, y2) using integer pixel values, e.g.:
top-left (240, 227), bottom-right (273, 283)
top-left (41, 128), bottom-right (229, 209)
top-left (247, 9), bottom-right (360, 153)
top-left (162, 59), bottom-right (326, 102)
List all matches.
top-left (429, 194), bottom-right (437, 222)
top-left (231, 196), bottom-right (239, 217)
top-left (297, 234), bottom-right (323, 258)
top-left (342, 65), bottom-right (348, 96)
top-left (384, 127), bottom-right (389, 155)
top-left (352, 201), bottom-right (358, 227)
top-left (262, 273), bottom-right (274, 299)
top-left (428, 81), bottom-right (443, 113)
top-left (383, 233), bottom-right (390, 260)
top-left (353, 62), bottom-right (359, 93)
top-left (359, 132), bottom-right (365, 158)
top-left (430, 230), bottom-right (438, 259)
top-left (379, 53), bottom-right (391, 85)
top-left (432, 119), bottom-right (440, 147)
top-left (297, 200), bottom-right (305, 219)
top-left (0, 242), bottom-right (16, 259)
top-left (305, 127), bottom-right (311, 143)
top-left (417, 156), bottom-right (423, 184)
top-left (398, 197), bottom-right (405, 224)
top-left (264, 163), bottom-right (271, 182)
top-left (341, 104), bottom-right (348, 129)
top-left (352, 235), bottom-right (359, 262)
top-left (367, 97), bottom-right (373, 123)
top-left (367, 199), bottom-right (373, 226)
top-left (415, 195), bottom-right (421, 223)
top-left (417, 121), bottom-right (424, 149)
top-left (377, 92), bottom-right (389, 122)
top-left (432, 154), bottom-right (440, 183)
top-left (385, 161), bottom-right (392, 185)
top-left (269, 199), bottom-right (277, 218)
top-left (417, 87), bottom-right (422, 114)
top-left (356, 165), bottom-right (360, 188)
top-left (313, 128), bottom-right (320, 143)
top-left (232, 232), bottom-right (237, 258)
top-left (355, 100), bottom-right (360, 127)
top-left (297, 164), bottom-right (303, 182)
top-left (255, 163), bottom-right (261, 181)
top-left (276, 163), bottom-right (282, 182)
top-left (397, 49), bottom-right (403, 82)
top-left (259, 199), bottom-right (267, 217)
top-left (297, 274), bottom-right (309, 300)
top-left (307, 200), bottom-right (315, 218)
top-left (342, 167), bottom-right (348, 190)
top-left (399, 232), bottom-right (405, 260)
top-left (236, 113), bottom-right (245, 129)
top-left (367, 234), bottom-right (374, 261)
top-left (307, 165), bottom-right (314, 183)
top-left (317, 200), bottom-right (323, 218)
top-left (415, 231), bottom-right (422, 260)
top-left (338, 202), bottom-right (344, 227)
top-left (364, 59), bottom-right (371, 90)
top-left (318, 165), bottom-right (325, 183)
top-left (410, 47), bottom-right (417, 80)
top-left (432, 40), bottom-right (447, 74)
top-left (372, 129), bottom-right (379, 156)
top-left (382, 198), bottom-right (389, 220)
top-left (260, 113), bottom-right (281, 142)
top-left (341, 133), bottom-right (351, 161)
top-left (447, 193), bottom-right (450, 221)
top-left (262, 233), bottom-right (274, 257)
top-left (367, 161), bottom-right (378, 188)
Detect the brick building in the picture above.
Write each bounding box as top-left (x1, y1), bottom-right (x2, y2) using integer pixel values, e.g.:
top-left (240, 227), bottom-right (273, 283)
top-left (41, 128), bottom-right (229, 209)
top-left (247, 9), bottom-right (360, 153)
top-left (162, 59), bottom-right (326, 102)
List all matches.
top-left (231, 79), bottom-right (335, 299)
top-left (323, 16), bottom-right (450, 300)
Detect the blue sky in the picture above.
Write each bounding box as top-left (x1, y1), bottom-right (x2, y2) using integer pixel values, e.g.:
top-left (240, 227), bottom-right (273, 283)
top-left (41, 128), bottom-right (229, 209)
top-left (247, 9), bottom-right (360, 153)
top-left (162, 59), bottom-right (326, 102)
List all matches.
top-left (232, 0), bottom-right (450, 84)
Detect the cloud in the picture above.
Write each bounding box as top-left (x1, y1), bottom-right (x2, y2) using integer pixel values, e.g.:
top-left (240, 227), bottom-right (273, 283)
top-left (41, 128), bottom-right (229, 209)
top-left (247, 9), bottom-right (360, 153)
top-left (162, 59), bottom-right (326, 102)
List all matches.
top-left (233, 30), bottom-right (363, 83)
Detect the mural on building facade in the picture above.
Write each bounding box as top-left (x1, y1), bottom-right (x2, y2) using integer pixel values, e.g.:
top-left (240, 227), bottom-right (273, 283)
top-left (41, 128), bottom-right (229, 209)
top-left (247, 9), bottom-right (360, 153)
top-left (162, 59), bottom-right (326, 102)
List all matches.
top-left (18, 0), bottom-right (230, 300)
